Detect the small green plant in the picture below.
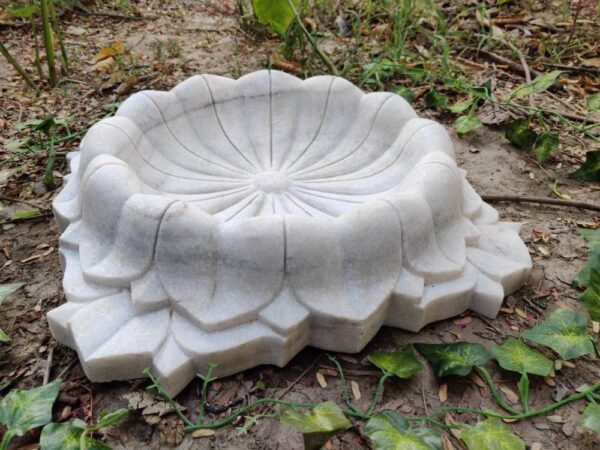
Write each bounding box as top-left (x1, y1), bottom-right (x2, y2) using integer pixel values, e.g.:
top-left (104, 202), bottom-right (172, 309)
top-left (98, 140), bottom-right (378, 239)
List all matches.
top-left (0, 379), bottom-right (128, 450)
top-left (146, 305), bottom-right (600, 449)
top-left (2, 0), bottom-right (69, 90)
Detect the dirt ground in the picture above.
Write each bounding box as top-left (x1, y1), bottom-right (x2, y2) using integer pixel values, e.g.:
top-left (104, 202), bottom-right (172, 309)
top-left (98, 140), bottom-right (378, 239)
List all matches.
top-left (1, 1), bottom-right (600, 449)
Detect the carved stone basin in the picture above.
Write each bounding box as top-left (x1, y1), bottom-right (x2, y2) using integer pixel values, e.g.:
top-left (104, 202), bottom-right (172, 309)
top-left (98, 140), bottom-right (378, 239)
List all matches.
top-left (49, 70), bottom-right (532, 395)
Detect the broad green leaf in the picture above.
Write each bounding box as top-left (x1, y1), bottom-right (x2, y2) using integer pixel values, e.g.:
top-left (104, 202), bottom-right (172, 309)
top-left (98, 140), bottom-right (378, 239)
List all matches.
top-left (505, 119), bottom-right (537, 151)
top-left (580, 266), bottom-right (600, 321)
top-left (0, 283), bottom-right (24, 343)
top-left (364, 410), bottom-right (441, 450)
top-left (573, 229), bottom-right (600, 288)
top-left (522, 309), bottom-right (594, 360)
top-left (10, 209), bottom-right (41, 220)
top-left (368, 345), bottom-right (423, 379)
top-left (414, 342), bottom-right (491, 377)
top-left (491, 338), bottom-right (552, 376)
top-left (253, 0), bottom-right (300, 36)
top-left (281, 401), bottom-right (351, 450)
top-left (395, 86), bottom-right (415, 103)
top-left (40, 420), bottom-right (111, 450)
top-left (581, 402), bottom-right (600, 435)
top-left (461, 419), bottom-right (525, 450)
top-left (571, 150), bottom-right (600, 182)
top-left (453, 115), bottom-right (482, 135)
top-left (0, 379), bottom-right (61, 437)
top-left (534, 131), bottom-right (559, 163)
top-left (448, 98), bottom-right (474, 113)
top-left (588, 92), bottom-right (600, 113)
top-left (425, 89), bottom-right (448, 109)
top-left (506, 71), bottom-right (561, 99)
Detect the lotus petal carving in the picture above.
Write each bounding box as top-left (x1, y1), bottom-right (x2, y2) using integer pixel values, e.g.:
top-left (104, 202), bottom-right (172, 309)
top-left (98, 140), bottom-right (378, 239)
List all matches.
top-left (49, 70), bottom-right (531, 395)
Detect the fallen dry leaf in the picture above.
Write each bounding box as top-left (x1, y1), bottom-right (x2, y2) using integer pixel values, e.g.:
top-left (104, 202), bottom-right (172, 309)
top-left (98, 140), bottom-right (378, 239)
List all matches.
top-left (191, 429), bottom-right (215, 438)
top-left (439, 383), bottom-right (448, 403)
top-left (499, 385), bottom-right (520, 404)
top-left (316, 371), bottom-right (327, 389)
top-left (351, 380), bottom-right (361, 400)
top-left (93, 41), bottom-right (125, 63)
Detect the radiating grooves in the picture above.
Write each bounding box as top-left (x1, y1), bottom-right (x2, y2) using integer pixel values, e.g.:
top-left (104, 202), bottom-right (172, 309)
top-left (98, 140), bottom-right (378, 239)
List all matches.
top-left (100, 121), bottom-right (248, 184)
top-left (201, 75), bottom-right (258, 170)
top-left (279, 78), bottom-right (336, 172)
top-left (298, 120), bottom-right (434, 187)
top-left (290, 94), bottom-right (395, 177)
top-left (140, 92), bottom-right (253, 177)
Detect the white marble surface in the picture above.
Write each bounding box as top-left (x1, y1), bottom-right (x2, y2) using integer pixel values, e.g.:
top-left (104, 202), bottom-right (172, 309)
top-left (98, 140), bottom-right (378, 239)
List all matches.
top-left (49, 70), bottom-right (531, 395)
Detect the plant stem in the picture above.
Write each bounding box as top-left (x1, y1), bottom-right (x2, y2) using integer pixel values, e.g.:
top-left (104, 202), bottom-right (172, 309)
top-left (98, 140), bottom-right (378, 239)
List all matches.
top-left (328, 355), bottom-right (369, 418)
top-left (0, 42), bottom-right (40, 92)
top-left (421, 380), bottom-right (600, 423)
top-left (477, 367), bottom-right (521, 415)
top-left (186, 399), bottom-right (317, 431)
top-left (285, 0), bottom-right (338, 75)
top-left (40, 0), bottom-right (58, 87)
top-left (0, 431), bottom-right (13, 450)
top-left (49, 0), bottom-right (69, 74)
top-left (196, 364), bottom-right (216, 422)
top-left (366, 373), bottom-right (392, 416)
top-left (44, 139), bottom-right (56, 189)
top-left (145, 370), bottom-right (195, 427)
top-left (31, 17), bottom-right (44, 80)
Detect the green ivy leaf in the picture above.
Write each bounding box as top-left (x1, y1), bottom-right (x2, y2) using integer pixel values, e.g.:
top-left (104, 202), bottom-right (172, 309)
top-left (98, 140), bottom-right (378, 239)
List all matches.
top-left (573, 229), bottom-right (600, 288)
top-left (253, 0), bottom-right (300, 36)
top-left (505, 70), bottom-right (561, 100)
top-left (581, 266), bottom-right (600, 321)
top-left (281, 401), bottom-right (351, 450)
top-left (453, 115), bottom-right (482, 135)
top-left (364, 410), bottom-right (441, 450)
top-left (587, 92), bottom-right (600, 113)
top-left (581, 402), bottom-right (600, 435)
top-left (522, 309), bottom-right (594, 360)
top-left (368, 345), bottom-right (424, 379)
top-left (505, 118), bottom-right (537, 151)
top-left (534, 131), bottom-right (559, 163)
top-left (491, 338), bottom-right (553, 376)
top-left (0, 283), bottom-right (24, 343)
top-left (571, 150), bottom-right (600, 182)
top-left (414, 342), bottom-right (491, 377)
top-left (39, 420), bottom-right (111, 450)
top-left (425, 89), bottom-right (448, 109)
top-left (461, 419), bottom-right (525, 450)
top-left (0, 379), bottom-right (61, 446)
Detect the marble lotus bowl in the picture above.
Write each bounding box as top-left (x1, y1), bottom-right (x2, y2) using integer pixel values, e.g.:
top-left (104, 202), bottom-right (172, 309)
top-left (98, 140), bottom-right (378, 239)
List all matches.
top-left (49, 70), bottom-right (532, 395)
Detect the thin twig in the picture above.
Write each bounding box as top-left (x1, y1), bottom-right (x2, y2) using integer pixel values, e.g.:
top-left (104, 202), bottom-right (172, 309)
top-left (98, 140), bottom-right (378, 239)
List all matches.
top-left (565, 0), bottom-right (582, 50)
top-left (71, 4), bottom-right (158, 21)
top-left (285, 0), bottom-right (338, 75)
top-left (0, 196), bottom-right (51, 211)
top-left (0, 42), bottom-right (40, 92)
top-left (482, 194), bottom-right (600, 212)
top-left (476, 48), bottom-right (542, 78)
top-left (43, 345), bottom-right (54, 385)
top-left (543, 62), bottom-right (600, 74)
